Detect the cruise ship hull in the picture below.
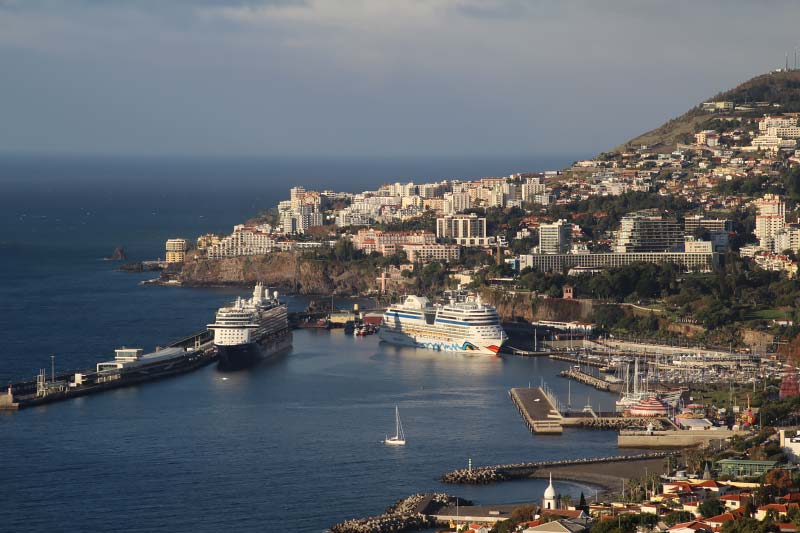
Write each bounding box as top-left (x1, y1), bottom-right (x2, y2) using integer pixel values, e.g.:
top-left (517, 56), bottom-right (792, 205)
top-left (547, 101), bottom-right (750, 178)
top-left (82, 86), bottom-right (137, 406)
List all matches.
top-left (217, 332), bottom-right (293, 370)
top-left (378, 329), bottom-right (503, 355)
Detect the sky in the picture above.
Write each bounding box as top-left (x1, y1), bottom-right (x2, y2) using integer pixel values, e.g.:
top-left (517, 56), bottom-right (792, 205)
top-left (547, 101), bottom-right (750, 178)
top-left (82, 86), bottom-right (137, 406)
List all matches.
top-left (2, 0), bottom-right (800, 158)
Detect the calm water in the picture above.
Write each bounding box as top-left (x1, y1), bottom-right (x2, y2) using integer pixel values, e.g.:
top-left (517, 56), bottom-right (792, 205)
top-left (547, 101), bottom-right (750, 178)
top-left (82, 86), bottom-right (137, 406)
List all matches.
top-left (0, 155), bottom-right (627, 532)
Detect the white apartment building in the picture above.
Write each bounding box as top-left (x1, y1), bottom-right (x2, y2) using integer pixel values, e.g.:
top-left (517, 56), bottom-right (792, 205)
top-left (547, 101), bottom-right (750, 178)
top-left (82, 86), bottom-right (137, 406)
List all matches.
top-left (165, 238), bottom-right (188, 263)
top-left (443, 191), bottom-right (471, 214)
top-left (774, 225), bottom-right (800, 253)
top-left (403, 244), bottom-right (460, 263)
top-left (759, 116), bottom-right (800, 138)
top-left (522, 180), bottom-right (546, 203)
top-left (352, 229), bottom-right (436, 254)
top-left (207, 228), bottom-right (277, 259)
top-left (755, 194), bottom-right (786, 250)
top-left (436, 213), bottom-right (491, 246)
top-left (614, 213), bottom-right (683, 253)
top-left (539, 219), bottom-right (572, 254)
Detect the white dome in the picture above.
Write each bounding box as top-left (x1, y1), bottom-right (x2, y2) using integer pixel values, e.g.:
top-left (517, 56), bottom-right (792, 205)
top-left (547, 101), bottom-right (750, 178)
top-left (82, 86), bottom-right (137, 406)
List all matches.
top-left (544, 475), bottom-right (556, 499)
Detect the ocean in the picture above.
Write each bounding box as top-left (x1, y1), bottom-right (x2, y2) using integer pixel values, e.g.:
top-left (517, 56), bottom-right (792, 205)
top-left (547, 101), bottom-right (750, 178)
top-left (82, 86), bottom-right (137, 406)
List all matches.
top-left (0, 155), bottom-right (630, 532)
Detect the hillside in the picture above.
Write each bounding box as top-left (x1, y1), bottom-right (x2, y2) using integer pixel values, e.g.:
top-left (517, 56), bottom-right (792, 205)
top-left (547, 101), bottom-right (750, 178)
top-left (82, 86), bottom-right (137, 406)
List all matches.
top-left (612, 70), bottom-right (800, 154)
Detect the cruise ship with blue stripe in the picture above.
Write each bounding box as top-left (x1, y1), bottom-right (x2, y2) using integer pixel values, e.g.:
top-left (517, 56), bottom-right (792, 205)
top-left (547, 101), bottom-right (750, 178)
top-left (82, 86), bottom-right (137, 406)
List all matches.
top-left (378, 295), bottom-right (507, 355)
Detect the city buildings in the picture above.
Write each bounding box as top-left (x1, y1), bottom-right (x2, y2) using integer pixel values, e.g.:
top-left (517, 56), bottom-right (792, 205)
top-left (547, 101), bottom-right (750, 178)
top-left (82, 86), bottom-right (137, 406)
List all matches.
top-left (518, 251), bottom-right (717, 273)
top-left (614, 212), bottom-right (683, 253)
top-left (755, 194), bottom-right (786, 250)
top-left (539, 219), bottom-right (572, 254)
top-left (165, 238), bottom-right (188, 263)
top-left (436, 213), bottom-right (492, 246)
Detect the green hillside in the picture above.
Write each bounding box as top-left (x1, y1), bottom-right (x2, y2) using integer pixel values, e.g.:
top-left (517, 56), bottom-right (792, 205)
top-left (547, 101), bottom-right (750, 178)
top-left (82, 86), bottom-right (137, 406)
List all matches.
top-left (612, 70), bottom-right (800, 154)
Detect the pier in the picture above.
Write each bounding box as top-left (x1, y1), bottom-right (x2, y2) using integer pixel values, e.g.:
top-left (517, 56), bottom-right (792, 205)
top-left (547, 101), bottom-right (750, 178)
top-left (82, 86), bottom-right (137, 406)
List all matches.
top-left (559, 367), bottom-right (622, 393)
top-left (549, 353), bottom-right (605, 367)
top-left (2, 329), bottom-right (217, 411)
top-left (509, 387), bottom-right (563, 434)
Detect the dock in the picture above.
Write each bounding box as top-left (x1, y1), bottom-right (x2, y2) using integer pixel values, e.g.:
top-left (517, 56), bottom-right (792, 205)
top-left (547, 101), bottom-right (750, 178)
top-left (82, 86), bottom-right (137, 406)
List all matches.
top-left (509, 387), bottom-right (563, 434)
top-left (548, 353), bottom-right (605, 367)
top-left (559, 367), bottom-right (623, 393)
top-left (1, 330), bottom-right (217, 411)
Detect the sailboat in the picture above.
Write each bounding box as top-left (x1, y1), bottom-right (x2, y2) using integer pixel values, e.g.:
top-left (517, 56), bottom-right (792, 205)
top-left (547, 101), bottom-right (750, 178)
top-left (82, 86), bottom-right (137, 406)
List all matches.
top-left (385, 406), bottom-right (406, 446)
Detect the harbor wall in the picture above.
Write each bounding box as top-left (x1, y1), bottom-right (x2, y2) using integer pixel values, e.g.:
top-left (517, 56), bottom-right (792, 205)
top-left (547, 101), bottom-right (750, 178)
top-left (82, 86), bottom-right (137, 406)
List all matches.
top-left (618, 429), bottom-right (744, 448)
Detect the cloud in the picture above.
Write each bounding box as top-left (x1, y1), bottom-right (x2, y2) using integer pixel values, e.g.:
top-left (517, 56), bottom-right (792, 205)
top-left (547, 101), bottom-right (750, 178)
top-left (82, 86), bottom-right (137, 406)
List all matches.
top-left (1, 1), bottom-right (800, 157)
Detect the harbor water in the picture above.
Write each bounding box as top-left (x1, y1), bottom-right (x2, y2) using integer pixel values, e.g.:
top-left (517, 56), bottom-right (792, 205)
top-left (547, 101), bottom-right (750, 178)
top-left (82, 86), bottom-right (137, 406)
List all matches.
top-left (0, 155), bottom-right (626, 532)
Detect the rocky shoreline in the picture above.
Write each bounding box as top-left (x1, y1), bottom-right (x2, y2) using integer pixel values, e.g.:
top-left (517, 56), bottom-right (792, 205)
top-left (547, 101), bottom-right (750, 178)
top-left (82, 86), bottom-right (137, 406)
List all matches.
top-left (330, 493), bottom-right (470, 533)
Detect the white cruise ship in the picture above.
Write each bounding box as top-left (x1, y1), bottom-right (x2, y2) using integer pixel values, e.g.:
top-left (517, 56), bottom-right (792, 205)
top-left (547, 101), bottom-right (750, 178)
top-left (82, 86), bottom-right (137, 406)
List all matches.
top-left (379, 295), bottom-right (507, 355)
top-left (208, 283), bottom-right (292, 370)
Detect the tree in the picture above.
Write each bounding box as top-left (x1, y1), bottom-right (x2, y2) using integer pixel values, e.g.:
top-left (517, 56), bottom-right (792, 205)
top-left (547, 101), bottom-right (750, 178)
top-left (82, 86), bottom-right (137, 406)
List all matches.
top-left (698, 497), bottom-right (725, 518)
top-left (664, 511), bottom-right (694, 526)
top-left (765, 469), bottom-right (793, 493)
top-left (578, 492), bottom-right (588, 512)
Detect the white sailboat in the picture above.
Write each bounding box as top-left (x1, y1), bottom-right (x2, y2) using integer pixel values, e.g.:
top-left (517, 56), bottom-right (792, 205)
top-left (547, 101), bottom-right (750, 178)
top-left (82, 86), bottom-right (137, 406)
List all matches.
top-left (385, 406), bottom-right (406, 446)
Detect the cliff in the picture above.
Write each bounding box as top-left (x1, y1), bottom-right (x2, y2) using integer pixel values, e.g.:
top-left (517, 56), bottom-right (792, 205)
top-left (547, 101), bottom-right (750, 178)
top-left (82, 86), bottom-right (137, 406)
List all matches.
top-left (480, 288), bottom-right (594, 323)
top-left (177, 252), bottom-right (378, 295)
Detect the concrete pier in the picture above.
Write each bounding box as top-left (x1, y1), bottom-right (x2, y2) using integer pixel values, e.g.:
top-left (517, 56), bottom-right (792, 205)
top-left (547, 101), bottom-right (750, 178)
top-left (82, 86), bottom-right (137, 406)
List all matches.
top-left (509, 387), bottom-right (563, 434)
top-left (559, 368), bottom-right (612, 391)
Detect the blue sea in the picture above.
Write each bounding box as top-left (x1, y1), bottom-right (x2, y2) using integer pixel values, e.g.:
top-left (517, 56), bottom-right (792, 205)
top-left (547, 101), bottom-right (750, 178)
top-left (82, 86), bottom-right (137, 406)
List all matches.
top-left (0, 155), bottom-right (631, 532)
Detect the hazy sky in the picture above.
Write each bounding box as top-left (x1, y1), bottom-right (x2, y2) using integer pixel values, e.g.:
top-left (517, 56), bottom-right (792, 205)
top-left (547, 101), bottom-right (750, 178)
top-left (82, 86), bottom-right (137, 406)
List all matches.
top-left (2, 0), bottom-right (800, 158)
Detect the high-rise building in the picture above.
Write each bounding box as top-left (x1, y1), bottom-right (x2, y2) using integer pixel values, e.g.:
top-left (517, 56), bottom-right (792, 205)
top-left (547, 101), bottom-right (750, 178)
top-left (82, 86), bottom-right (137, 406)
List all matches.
top-left (165, 238), bottom-right (188, 263)
top-left (614, 212), bottom-right (683, 253)
top-left (539, 219), bottom-right (572, 254)
top-left (436, 213), bottom-right (490, 246)
top-left (443, 191), bottom-right (471, 214)
top-left (755, 194), bottom-right (786, 250)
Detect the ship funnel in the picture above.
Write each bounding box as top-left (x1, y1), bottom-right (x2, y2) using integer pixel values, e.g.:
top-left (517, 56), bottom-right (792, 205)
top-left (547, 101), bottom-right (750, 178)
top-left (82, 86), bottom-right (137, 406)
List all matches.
top-left (273, 290), bottom-right (279, 301)
top-left (253, 282), bottom-right (263, 302)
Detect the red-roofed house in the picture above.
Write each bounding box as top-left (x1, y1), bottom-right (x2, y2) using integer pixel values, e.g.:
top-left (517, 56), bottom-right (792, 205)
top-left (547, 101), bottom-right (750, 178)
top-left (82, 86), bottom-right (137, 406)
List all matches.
top-left (720, 493), bottom-right (750, 511)
top-left (756, 503), bottom-right (799, 521)
top-left (702, 513), bottom-right (735, 528)
top-left (668, 521), bottom-right (715, 533)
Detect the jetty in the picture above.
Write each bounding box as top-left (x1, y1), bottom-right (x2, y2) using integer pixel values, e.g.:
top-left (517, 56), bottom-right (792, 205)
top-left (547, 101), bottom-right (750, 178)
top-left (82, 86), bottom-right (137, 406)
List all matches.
top-left (549, 353), bottom-right (605, 367)
top-left (509, 387), bottom-right (563, 434)
top-left (1, 330), bottom-right (216, 411)
top-left (559, 367), bottom-right (622, 392)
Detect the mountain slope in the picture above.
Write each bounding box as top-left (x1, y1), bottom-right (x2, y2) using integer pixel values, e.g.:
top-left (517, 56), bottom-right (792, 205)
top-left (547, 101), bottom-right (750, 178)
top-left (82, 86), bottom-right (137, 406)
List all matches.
top-left (612, 70), bottom-right (800, 154)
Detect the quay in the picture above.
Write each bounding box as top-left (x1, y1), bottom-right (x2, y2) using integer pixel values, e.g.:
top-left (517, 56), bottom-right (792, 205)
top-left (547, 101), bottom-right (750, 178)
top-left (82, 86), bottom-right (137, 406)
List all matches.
top-left (509, 387), bottom-right (563, 434)
top-left (549, 353), bottom-right (605, 367)
top-left (560, 367), bottom-right (623, 393)
top-left (1, 330), bottom-right (216, 411)
top-left (509, 386), bottom-right (673, 434)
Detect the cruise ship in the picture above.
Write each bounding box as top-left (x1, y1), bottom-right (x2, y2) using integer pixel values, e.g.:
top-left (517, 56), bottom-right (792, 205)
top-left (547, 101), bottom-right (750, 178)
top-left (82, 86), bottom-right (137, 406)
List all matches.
top-left (379, 295), bottom-right (507, 355)
top-left (209, 283), bottom-right (292, 370)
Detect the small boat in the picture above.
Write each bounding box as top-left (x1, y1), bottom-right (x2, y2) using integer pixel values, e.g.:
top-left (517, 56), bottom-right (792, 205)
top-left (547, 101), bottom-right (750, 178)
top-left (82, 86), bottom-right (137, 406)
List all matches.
top-left (385, 406), bottom-right (406, 446)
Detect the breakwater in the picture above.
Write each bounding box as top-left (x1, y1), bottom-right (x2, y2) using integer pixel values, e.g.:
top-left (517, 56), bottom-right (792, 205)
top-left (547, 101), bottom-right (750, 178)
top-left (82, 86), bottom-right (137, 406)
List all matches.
top-left (549, 353), bottom-right (604, 367)
top-left (560, 368), bottom-right (611, 391)
top-left (440, 452), bottom-right (675, 484)
top-left (330, 493), bottom-right (469, 533)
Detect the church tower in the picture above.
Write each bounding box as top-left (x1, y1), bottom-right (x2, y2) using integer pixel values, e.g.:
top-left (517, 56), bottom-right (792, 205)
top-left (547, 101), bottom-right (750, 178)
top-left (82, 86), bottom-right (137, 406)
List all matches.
top-left (542, 473), bottom-right (556, 510)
